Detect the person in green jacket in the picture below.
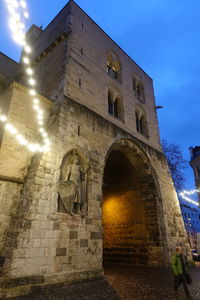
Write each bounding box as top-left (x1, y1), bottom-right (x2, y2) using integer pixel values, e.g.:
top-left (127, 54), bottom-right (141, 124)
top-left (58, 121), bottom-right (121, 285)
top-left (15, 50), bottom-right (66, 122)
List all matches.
top-left (172, 246), bottom-right (192, 299)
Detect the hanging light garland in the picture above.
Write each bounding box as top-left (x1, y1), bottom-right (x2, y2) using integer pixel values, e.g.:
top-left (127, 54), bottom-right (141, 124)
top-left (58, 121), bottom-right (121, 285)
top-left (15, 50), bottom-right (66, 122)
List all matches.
top-left (1, 0), bottom-right (50, 152)
top-left (179, 189), bottom-right (199, 206)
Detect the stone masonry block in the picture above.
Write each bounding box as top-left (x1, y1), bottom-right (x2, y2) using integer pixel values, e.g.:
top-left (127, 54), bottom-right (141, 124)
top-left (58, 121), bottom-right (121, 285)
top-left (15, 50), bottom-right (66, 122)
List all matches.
top-left (69, 231), bottom-right (78, 239)
top-left (90, 232), bottom-right (102, 240)
top-left (56, 248), bottom-right (67, 256)
top-left (80, 239), bottom-right (88, 247)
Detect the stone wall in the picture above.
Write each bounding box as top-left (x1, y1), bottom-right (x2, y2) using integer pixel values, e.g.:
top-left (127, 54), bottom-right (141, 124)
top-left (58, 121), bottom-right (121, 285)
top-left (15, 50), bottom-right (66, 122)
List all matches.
top-left (0, 94), bottom-right (189, 298)
top-left (64, 1), bottom-right (161, 152)
top-left (0, 82), bottom-right (53, 180)
top-left (0, 181), bottom-right (22, 253)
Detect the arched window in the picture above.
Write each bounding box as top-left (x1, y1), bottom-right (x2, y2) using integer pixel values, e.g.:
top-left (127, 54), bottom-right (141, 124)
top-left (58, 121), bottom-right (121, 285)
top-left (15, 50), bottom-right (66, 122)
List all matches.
top-left (133, 74), bottom-right (145, 101)
top-left (135, 109), bottom-right (148, 138)
top-left (106, 51), bottom-right (121, 81)
top-left (108, 91), bottom-right (113, 115)
top-left (114, 98), bottom-right (119, 118)
top-left (108, 91), bottom-right (123, 121)
top-left (135, 111), bottom-right (140, 132)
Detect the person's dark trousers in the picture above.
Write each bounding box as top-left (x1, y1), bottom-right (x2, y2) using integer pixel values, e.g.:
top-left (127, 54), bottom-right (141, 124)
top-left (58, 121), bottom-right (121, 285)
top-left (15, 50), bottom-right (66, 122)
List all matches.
top-left (174, 274), bottom-right (191, 299)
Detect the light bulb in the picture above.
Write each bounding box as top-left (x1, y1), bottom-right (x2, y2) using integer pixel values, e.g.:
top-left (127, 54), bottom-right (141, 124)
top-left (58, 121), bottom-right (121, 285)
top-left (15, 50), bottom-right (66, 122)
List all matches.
top-left (37, 115), bottom-right (43, 120)
top-left (0, 115), bottom-right (7, 122)
top-left (24, 11), bottom-right (29, 18)
top-left (33, 98), bottom-right (39, 104)
top-left (29, 89), bottom-right (36, 96)
top-left (24, 45), bottom-right (31, 53)
top-left (27, 68), bottom-right (33, 75)
top-left (28, 144), bottom-right (36, 152)
top-left (23, 57), bottom-right (29, 64)
top-left (29, 78), bottom-right (36, 85)
top-left (20, 0), bottom-right (26, 8)
top-left (33, 104), bottom-right (39, 110)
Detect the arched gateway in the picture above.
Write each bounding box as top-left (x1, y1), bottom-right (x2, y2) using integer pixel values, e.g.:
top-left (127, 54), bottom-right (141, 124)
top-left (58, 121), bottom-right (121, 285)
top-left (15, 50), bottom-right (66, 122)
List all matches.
top-left (102, 140), bottom-right (166, 266)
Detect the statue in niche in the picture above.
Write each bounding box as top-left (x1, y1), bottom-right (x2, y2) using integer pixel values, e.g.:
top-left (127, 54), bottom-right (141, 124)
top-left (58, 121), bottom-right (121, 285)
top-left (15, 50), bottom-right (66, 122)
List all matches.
top-left (58, 150), bottom-right (88, 216)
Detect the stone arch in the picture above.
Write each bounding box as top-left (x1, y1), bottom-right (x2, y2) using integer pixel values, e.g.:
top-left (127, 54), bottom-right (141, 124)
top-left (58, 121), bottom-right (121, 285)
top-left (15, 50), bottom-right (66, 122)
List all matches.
top-left (102, 139), bottom-right (165, 265)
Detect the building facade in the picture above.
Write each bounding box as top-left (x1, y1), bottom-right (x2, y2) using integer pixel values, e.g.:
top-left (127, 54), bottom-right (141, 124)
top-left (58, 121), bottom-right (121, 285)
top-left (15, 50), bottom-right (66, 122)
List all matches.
top-left (0, 1), bottom-right (190, 298)
top-left (180, 201), bottom-right (200, 248)
top-left (190, 146), bottom-right (200, 196)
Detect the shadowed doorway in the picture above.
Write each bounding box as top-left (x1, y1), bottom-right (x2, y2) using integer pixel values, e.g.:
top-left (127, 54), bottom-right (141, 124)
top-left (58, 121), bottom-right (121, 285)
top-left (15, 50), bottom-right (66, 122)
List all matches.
top-left (103, 148), bottom-right (161, 265)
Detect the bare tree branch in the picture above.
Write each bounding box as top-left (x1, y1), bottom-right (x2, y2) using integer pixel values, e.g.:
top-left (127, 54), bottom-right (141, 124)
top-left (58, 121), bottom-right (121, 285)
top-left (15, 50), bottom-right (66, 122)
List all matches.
top-left (162, 139), bottom-right (187, 192)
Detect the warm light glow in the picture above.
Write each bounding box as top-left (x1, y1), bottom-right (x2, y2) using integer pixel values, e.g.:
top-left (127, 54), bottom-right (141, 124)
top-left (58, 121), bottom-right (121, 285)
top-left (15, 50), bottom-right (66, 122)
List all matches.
top-left (24, 11), bottom-right (29, 18)
top-left (27, 68), bottom-right (33, 75)
top-left (24, 45), bottom-right (31, 53)
top-left (20, 0), bottom-right (27, 8)
top-left (29, 89), bottom-right (36, 96)
top-left (33, 98), bottom-right (39, 104)
top-left (28, 78), bottom-right (36, 86)
top-left (23, 57), bottom-right (29, 64)
top-left (0, 115), bottom-right (7, 122)
top-left (179, 189), bottom-right (199, 206)
top-left (3, 0), bottom-right (51, 153)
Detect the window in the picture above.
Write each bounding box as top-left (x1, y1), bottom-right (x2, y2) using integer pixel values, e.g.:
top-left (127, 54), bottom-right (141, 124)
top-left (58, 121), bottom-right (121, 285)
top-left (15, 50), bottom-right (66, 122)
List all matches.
top-left (106, 52), bottom-right (121, 82)
top-left (108, 91), bottom-right (113, 115)
top-left (133, 74), bottom-right (145, 102)
top-left (135, 108), bottom-right (149, 138)
top-left (107, 90), bottom-right (123, 120)
top-left (114, 98), bottom-right (119, 118)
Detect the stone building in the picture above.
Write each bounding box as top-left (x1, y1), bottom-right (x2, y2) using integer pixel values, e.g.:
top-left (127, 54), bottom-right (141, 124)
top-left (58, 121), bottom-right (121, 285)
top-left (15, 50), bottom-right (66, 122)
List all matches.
top-left (0, 0), bottom-right (190, 298)
top-left (180, 201), bottom-right (200, 249)
top-left (190, 146), bottom-right (200, 196)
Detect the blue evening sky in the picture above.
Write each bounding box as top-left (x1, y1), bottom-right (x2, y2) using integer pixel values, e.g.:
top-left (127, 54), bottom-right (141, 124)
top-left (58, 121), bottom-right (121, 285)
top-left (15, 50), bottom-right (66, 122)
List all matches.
top-left (0, 0), bottom-right (199, 193)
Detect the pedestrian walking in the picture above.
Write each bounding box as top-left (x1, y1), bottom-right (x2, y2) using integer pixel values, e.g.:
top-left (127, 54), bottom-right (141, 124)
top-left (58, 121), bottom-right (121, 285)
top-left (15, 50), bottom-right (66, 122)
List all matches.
top-left (172, 246), bottom-right (192, 299)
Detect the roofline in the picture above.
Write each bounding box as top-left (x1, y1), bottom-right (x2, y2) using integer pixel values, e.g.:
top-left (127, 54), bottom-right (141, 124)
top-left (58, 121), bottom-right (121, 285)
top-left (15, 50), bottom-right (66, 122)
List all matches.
top-left (0, 52), bottom-right (19, 65)
top-left (33, 0), bottom-right (153, 81)
top-left (71, 1), bottom-right (153, 80)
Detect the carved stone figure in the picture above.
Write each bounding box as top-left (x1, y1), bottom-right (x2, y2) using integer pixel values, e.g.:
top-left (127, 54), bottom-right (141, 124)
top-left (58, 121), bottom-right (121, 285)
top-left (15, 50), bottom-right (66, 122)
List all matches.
top-left (58, 151), bottom-right (88, 216)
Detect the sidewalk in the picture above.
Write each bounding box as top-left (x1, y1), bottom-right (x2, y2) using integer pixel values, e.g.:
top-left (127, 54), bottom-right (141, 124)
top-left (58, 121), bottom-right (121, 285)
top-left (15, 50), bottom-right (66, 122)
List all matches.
top-left (12, 264), bottom-right (200, 300)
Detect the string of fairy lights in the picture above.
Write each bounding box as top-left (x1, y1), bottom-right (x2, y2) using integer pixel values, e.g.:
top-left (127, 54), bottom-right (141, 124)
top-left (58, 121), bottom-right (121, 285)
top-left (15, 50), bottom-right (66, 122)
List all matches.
top-left (179, 189), bottom-right (199, 206)
top-left (0, 0), bottom-right (50, 152)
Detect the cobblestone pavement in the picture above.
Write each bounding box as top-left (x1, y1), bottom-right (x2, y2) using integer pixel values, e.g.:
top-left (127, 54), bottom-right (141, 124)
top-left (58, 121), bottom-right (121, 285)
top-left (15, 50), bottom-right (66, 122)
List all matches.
top-left (13, 264), bottom-right (200, 300)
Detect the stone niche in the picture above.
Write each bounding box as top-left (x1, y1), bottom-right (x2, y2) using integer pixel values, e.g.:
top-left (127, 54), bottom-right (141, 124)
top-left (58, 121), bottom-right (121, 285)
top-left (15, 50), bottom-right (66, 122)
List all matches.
top-left (58, 149), bottom-right (89, 217)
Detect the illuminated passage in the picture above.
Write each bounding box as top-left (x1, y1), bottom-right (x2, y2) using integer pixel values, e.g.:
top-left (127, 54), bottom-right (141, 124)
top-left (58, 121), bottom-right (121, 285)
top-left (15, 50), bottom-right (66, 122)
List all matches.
top-left (103, 150), bottom-right (160, 265)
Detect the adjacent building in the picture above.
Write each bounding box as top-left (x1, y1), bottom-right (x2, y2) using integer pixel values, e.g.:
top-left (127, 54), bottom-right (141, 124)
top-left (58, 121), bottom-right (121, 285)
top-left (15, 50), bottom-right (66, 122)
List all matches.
top-left (190, 146), bottom-right (200, 196)
top-left (180, 201), bottom-right (200, 248)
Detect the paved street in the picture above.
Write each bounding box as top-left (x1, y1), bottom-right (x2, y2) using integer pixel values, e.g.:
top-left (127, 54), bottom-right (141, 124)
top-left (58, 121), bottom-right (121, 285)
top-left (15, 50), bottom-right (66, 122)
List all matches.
top-left (13, 264), bottom-right (200, 300)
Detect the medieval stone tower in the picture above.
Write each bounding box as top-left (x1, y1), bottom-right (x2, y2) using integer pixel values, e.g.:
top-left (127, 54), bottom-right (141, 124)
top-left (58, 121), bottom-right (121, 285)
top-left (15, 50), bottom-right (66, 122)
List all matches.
top-left (0, 0), bottom-right (190, 298)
